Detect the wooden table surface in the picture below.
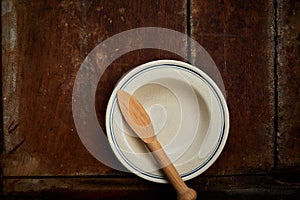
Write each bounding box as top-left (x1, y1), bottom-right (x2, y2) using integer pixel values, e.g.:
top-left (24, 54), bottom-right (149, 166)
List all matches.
top-left (1, 0), bottom-right (299, 199)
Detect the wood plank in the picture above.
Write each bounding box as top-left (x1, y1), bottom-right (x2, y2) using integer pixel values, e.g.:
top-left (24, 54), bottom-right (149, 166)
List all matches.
top-left (190, 0), bottom-right (275, 175)
top-left (1, 0), bottom-right (187, 176)
top-left (2, 176), bottom-right (299, 199)
top-left (276, 0), bottom-right (300, 169)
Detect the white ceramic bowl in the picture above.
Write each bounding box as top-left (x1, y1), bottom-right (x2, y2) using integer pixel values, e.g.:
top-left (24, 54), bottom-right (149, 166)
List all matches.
top-left (106, 60), bottom-right (229, 183)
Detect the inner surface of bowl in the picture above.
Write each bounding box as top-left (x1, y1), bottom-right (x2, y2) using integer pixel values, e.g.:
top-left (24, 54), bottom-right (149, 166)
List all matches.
top-left (106, 60), bottom-right (229, 183)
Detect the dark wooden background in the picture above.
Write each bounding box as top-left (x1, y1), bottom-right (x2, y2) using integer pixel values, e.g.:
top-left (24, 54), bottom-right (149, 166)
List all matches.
top-left (1, 0), bottom-right (299, 199)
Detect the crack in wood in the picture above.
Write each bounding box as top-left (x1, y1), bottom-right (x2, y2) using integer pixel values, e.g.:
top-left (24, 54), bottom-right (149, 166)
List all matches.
top-left (8, 138), bottom-right (25, 154)
top-left (7, 120), bottom-right (20, 134)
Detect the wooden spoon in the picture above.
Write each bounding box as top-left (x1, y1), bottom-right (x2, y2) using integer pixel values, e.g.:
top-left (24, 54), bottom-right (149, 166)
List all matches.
top-left (117, 90), bottom-right (197, 200)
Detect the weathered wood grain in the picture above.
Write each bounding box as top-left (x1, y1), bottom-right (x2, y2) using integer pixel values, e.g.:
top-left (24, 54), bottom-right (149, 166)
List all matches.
top-left (2, 176), bottom-right (299, 199)
top-left (1, 0), bottom-right (187, 176)
top-left (276, 0), bottom-right (300, 169)
top-left (2, 0), bottom-right (300, 198)
top-left (190, 0), bottom-right (275, 175)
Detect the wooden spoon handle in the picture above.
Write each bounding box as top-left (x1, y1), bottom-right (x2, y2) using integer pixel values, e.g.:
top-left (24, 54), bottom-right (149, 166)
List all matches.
top-left (147, 139), bottom-right (197, 200)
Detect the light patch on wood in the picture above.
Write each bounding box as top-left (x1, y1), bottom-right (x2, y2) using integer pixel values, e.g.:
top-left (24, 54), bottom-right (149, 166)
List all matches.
top-left (2, 0), bottom-right (23, 153)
